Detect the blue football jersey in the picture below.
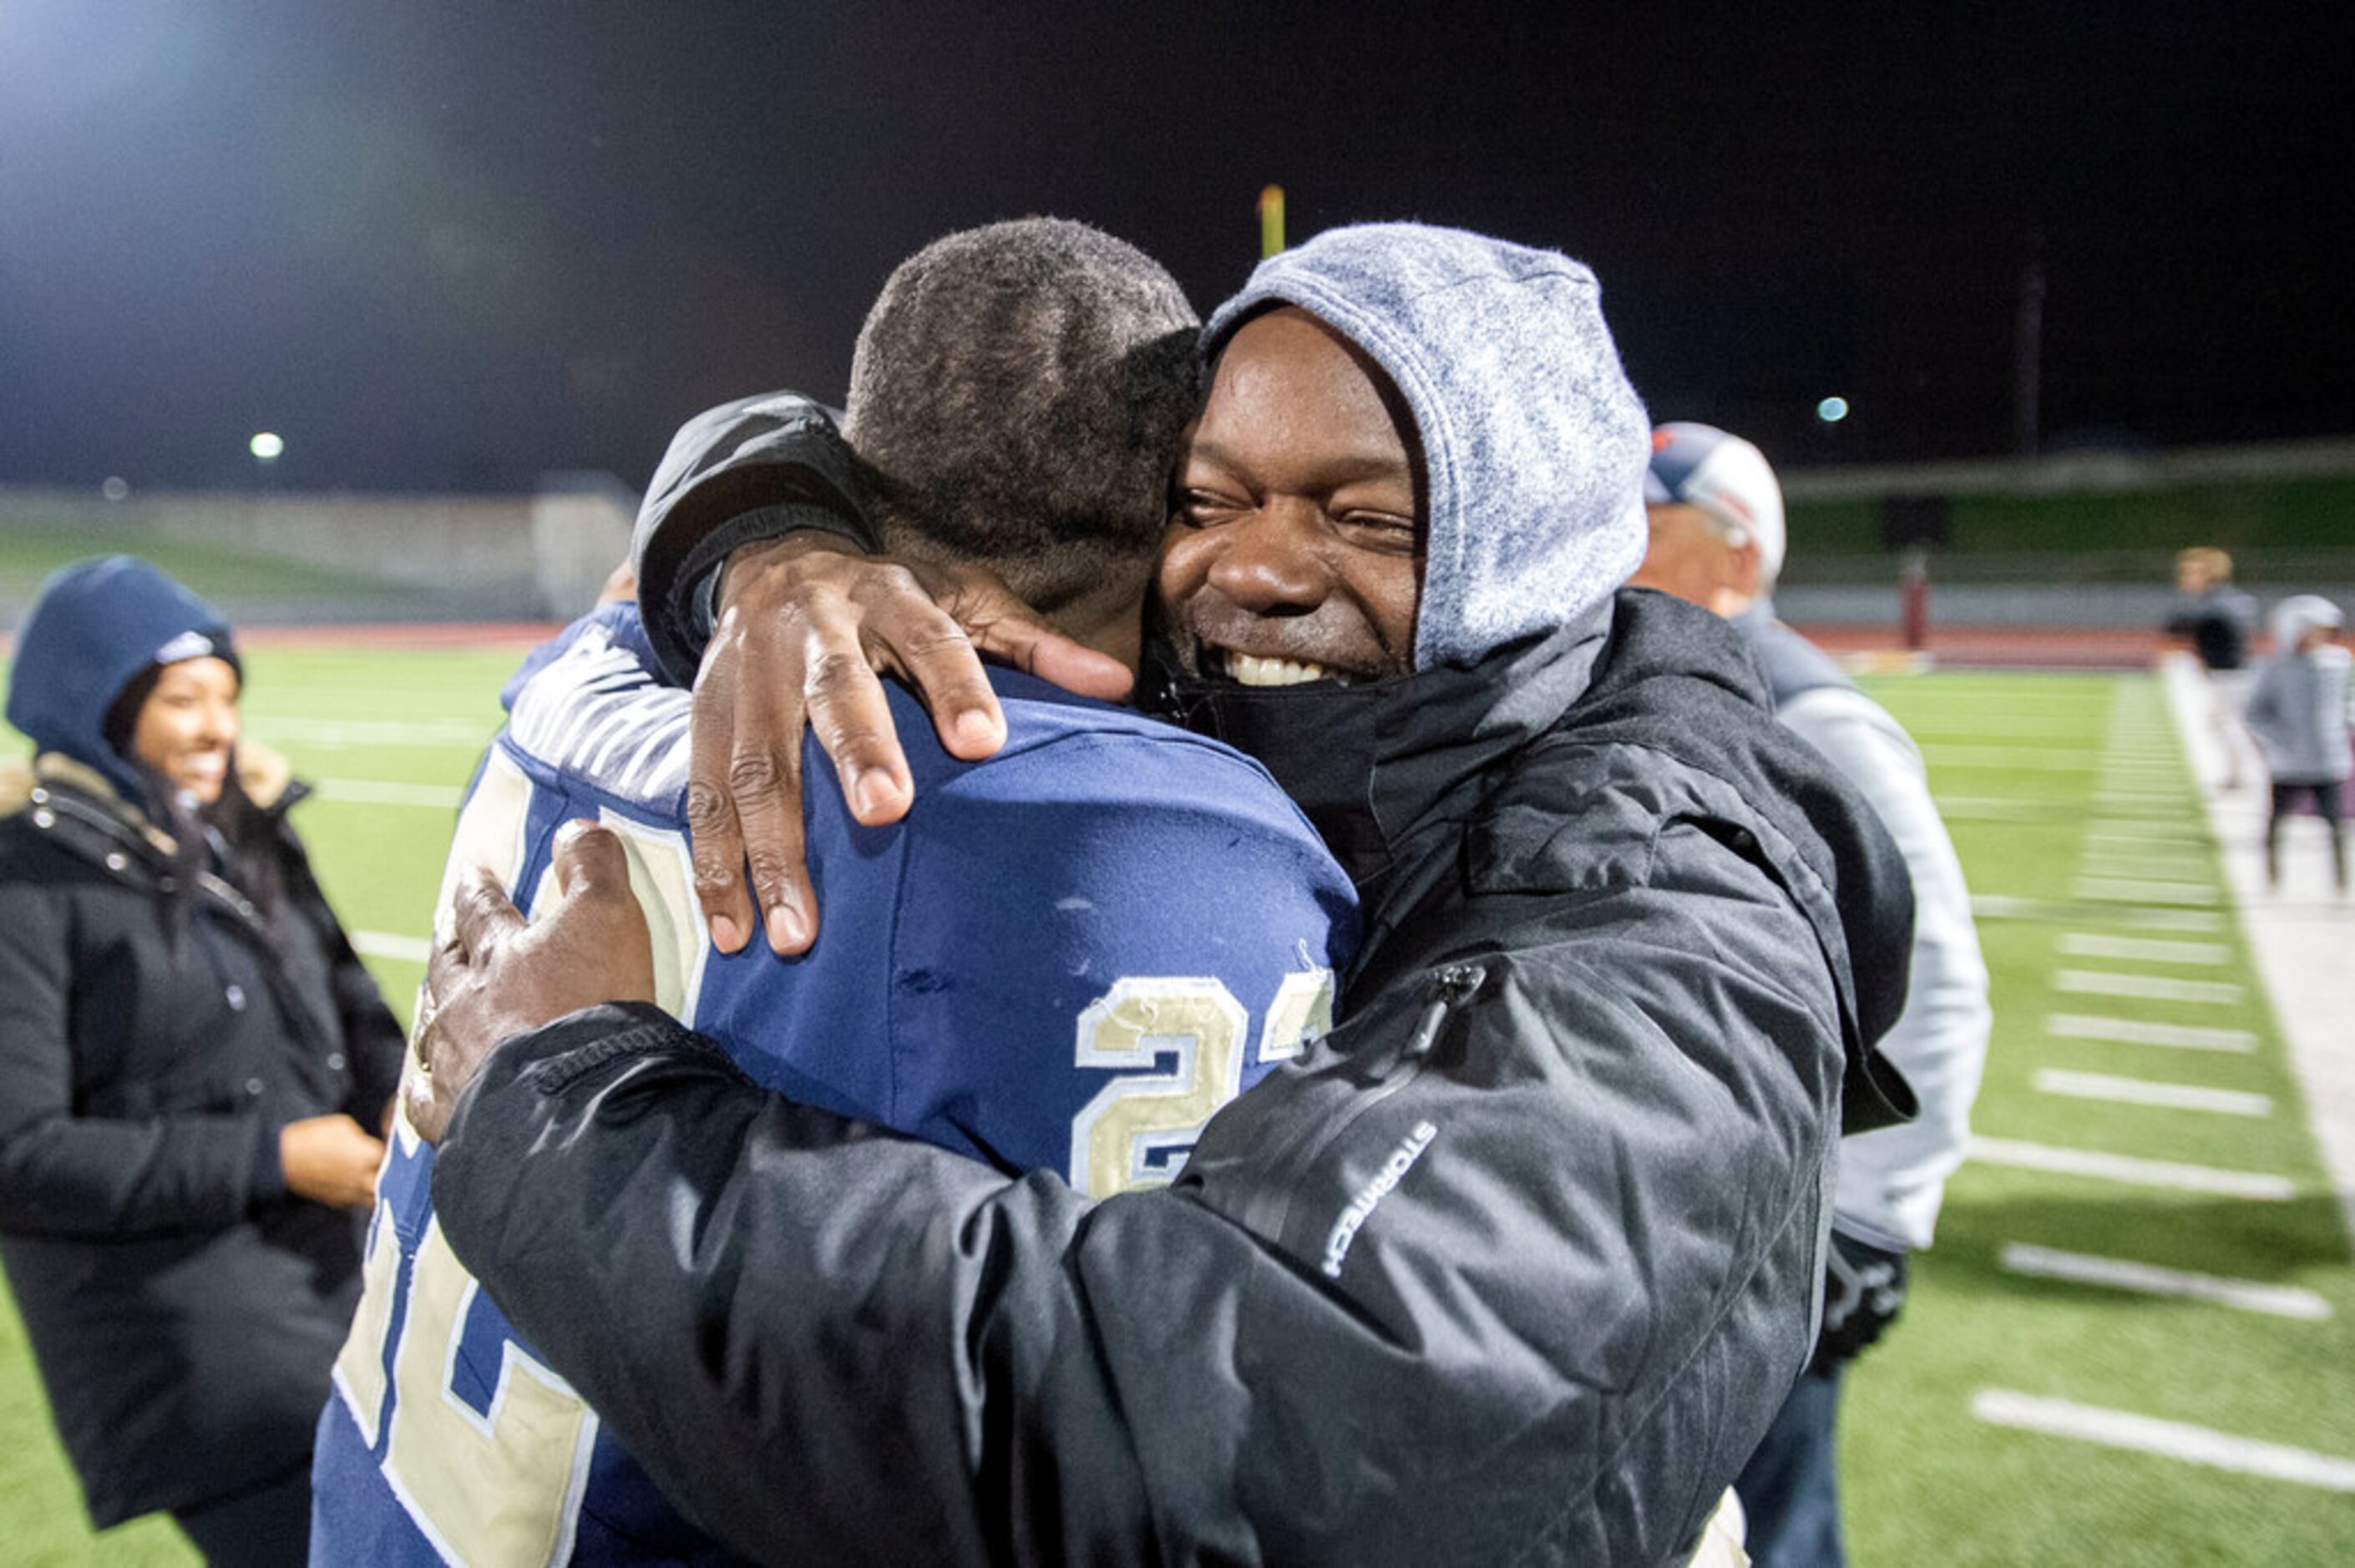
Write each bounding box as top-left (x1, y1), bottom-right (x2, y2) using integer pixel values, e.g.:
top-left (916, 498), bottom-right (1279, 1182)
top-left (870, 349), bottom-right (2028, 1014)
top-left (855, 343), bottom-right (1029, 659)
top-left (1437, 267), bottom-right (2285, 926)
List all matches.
top-left (311, 604), bottom-right (1356, 1565)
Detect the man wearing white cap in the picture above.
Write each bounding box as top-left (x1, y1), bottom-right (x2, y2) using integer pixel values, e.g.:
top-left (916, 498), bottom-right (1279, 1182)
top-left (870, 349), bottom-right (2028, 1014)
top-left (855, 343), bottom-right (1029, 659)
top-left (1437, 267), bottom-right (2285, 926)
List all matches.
top-left (1634, 421), bottom-right (1993, 1567)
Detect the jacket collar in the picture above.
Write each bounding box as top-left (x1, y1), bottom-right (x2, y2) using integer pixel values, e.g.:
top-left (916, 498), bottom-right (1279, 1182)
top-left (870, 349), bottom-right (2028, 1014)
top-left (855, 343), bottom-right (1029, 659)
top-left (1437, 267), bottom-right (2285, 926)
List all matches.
top-left (5, 753), bottom-right (177, 856)
top-left (1157, 588), bottom-right (1921, 1136)
top-left (1147, 599), bottom-right (1614, 902)
top-left (2, 745), bottom-right (300, 830)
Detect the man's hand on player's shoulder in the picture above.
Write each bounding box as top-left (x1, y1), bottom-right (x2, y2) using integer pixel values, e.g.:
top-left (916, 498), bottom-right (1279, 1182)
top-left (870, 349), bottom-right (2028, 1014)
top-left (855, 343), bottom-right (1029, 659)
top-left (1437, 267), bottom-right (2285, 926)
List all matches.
top-left (686, 534), bottom-right (1132, 959)
top-left (407, 821), bottom-right (659, 1143)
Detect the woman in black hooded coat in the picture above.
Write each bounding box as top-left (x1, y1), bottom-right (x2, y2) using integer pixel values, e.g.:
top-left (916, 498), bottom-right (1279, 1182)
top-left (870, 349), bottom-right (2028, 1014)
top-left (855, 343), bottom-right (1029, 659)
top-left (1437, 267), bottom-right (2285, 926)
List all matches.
top-left (0, 556), bottom-right (406, 1563)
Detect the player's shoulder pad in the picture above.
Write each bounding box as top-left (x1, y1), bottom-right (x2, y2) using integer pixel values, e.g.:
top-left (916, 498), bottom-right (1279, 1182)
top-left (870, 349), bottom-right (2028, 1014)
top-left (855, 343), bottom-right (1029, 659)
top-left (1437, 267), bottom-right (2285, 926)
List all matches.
top-left (924, 668), bottom-right (1331, 846)
top-left (499, 603), bottom-right (690, 810)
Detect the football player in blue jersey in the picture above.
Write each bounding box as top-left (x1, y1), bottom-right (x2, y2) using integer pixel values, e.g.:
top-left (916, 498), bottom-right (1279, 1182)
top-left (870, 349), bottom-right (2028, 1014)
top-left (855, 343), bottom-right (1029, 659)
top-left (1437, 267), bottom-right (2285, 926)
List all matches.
top-left (307, 220), bottom-right (1357, 1565)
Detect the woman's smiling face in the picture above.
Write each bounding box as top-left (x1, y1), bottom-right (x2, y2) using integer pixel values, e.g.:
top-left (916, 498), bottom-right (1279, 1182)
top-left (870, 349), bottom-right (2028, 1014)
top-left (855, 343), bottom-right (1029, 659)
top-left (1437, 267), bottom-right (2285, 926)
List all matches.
top-left (130, 655), bottom-right (241, 803)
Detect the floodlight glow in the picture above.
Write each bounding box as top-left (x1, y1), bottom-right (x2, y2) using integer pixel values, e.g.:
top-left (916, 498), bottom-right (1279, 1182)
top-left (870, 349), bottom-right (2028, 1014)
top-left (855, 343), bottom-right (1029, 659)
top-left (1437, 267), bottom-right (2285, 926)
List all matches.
top-left (1816, 397), bottom-right (1850, 423)
top-left (250, 432), bottom-right (285, 460)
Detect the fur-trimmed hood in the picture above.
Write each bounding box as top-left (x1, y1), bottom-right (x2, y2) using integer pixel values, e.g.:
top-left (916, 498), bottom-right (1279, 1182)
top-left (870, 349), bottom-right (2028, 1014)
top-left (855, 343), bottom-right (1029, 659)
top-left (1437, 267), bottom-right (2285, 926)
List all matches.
top-left (1, 744), bottom-right (297, 839)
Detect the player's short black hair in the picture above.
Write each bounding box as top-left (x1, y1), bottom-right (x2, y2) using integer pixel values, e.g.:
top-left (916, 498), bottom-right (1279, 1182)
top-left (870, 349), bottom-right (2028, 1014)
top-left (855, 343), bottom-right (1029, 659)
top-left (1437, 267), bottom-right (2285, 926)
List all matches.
top-left (843, 218), bottom-right (1198, 611)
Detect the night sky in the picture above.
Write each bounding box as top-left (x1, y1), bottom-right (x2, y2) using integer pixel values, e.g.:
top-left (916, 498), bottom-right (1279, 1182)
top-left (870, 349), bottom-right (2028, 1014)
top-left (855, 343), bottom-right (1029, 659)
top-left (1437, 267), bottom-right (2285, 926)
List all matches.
top-left (1, 2), bottom-right (2345, 494)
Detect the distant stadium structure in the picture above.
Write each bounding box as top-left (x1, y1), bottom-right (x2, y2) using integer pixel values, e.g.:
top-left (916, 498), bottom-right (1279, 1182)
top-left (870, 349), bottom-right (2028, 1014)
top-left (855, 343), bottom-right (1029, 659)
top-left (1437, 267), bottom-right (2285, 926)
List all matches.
top-left (0, 473), bottom-right (637, 629)
top-left (7, 437), bottom-right (2355, 636)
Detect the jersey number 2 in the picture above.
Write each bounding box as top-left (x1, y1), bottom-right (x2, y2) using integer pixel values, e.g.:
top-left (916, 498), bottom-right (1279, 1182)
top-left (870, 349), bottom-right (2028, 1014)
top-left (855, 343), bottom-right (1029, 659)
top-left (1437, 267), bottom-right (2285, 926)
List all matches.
top-left (333, 755), bottom-right (709, 1565)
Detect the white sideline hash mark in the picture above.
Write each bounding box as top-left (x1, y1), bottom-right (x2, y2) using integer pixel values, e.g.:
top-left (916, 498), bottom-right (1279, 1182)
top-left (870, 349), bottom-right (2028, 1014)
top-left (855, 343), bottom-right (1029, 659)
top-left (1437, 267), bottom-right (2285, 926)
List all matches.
top-left (352, 931), bottom-right (433, 964)
top-left (2073, 878), bottom-right (2218, 905)
top-left (1920, 744), bottom-right (2099, 770)
top-left (2055, 969), bottom-right (2244, 1005)
top-left (2033, 1069), bottom-right (2271, 1118)
top-left (2046, 1014), bottom-right (2255, 1052)
top-left (2059, 933), bottom-right (2229, 965)
top-left (1971, 1390), bottom-right (2355, 1491)
top-left (1973, 897), bottom-right (2224, 933)
top-left (1967, 1136), bottom-right (2295, 1199)
top-left (2077, 857), bottom-right (2214, 881)
top-left (313, 779), bottom-right (466, 809)
top-left (2084, 826), bottom-right (2209, 847)
top-left (252, 718), bottom-right (494, 748)
top-left (1999, 1243), bottom-right (2327, 1320)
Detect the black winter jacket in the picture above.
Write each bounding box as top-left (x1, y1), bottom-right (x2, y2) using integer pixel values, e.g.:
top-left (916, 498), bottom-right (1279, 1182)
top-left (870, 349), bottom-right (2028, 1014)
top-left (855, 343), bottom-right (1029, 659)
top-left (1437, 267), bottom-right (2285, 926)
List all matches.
top-left (436, 454), bottom-right (1917, 1568)
top-left (0, 752), bottom-right (406, 1525)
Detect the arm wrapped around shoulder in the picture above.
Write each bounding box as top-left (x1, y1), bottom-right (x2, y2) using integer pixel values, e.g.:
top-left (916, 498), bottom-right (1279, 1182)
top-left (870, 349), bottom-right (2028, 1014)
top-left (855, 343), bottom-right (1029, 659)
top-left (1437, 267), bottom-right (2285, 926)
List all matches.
top-left (435, 772), bottom-right (1853, 1565)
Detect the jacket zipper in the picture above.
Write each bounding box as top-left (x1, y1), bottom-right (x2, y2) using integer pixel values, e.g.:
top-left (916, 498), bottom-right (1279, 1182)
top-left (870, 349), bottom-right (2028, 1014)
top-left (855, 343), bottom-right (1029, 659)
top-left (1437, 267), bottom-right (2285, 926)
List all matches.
top-left (1240, 964), bottom-right (1481, 1243)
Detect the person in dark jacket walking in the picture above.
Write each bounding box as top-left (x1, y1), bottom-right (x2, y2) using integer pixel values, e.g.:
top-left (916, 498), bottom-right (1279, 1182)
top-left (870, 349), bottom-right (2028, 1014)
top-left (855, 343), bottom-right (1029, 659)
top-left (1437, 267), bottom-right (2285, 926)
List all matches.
top-left (412, 225), bottom-right (1916, 1565)
top-left (2162, 547), bottom-right (2261, 791)
top-left (0, 556), bottom-right (406, 1564)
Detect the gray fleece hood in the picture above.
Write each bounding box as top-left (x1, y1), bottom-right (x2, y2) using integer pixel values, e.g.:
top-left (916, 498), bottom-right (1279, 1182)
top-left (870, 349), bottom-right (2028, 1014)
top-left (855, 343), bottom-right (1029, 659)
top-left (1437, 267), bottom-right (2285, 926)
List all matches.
top-left (1203, 222), bottom-right (1650, 670)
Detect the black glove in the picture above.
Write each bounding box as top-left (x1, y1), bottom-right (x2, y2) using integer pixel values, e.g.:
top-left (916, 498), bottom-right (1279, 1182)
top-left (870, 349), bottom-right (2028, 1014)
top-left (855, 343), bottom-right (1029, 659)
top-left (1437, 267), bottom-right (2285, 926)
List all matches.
top-left (1811, 1230), bottom-right (1908, 1375)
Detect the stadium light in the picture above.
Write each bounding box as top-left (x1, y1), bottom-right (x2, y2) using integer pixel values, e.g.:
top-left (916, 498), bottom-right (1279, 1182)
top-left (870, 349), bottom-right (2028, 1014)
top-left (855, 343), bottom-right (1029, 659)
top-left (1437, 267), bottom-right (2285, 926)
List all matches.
top-left (1816, 397), bottom-right (1850, 424)
top-left (250, 431), bottom-right (285, 461)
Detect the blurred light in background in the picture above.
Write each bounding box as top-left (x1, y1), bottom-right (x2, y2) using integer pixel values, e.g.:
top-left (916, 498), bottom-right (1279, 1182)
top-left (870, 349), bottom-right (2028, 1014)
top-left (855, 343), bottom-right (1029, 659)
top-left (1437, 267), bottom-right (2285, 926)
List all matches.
top-left (1816, 396), bottom-right (1851, 423)
top-left (249, 432), bottom-right (285, 460)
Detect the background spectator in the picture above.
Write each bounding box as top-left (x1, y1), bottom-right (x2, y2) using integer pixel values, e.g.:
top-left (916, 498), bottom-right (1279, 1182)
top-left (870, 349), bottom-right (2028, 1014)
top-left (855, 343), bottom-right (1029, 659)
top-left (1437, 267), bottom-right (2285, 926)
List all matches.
top-left (0, 557), bottom-right (404, 1565)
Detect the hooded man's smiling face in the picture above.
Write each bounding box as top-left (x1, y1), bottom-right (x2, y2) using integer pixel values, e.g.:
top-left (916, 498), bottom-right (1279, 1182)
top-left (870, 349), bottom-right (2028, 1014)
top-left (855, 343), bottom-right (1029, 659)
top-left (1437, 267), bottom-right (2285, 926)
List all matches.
top-left (1157, 306), bottom-right (1424, 686)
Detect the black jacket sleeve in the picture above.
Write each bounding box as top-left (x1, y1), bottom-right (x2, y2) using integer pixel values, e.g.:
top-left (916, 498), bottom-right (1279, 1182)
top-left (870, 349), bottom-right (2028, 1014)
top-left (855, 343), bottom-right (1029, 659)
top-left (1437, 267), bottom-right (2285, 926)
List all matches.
top-left (434, 811), bottom-right (1841, 1566)
top-left (630, 392), bottom-right (879, 685)
top-left (0, 883), bottom-right (276, 1237)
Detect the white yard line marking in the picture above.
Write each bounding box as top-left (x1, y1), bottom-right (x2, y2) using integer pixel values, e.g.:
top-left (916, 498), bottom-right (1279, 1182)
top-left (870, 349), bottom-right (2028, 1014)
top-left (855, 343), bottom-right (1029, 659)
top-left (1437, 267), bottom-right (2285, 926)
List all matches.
top-left (1970, 1390), bottom-right (2355, 1490)
top-left (2033, 1069), bottom-right (2271, 1118)
top-left (1999, 1243), bottom-right (2327, 1319)
top-left (2047, 1013), bottom-right (2255, 1052)
top-left (2079, 845), bottom-right (2211, 863)
top-left (1922, 745), bottom-right (2099, 770)
top-left (2054, 969), bottom-right (2243, 1005)
top-left (1967, 1136), bottom-right (2293, 1199)
top-left (1933, 797), bottom-right (2062, 821)
top-left (2078, 862), bottom-right (2216, 885)
top-left (1973, 898), bottom-right (2223, 933)
top-left (1972, 893), bottom-right (2067, 921)
top-left (2059, 933), bottom-right (2229, 965)
top-left (1902, 716), bottom-right (2122, 737)
top-left (251, 718), bottom-right (494, 748)
top-left (2072, 878), bottom-right (2218, 905)
top-left (351, 931), bottom-right (433, 964)
top-left (2094, 908), bottom-right (2225, 933)
top-left (311, 779), bottom-right (466, 809)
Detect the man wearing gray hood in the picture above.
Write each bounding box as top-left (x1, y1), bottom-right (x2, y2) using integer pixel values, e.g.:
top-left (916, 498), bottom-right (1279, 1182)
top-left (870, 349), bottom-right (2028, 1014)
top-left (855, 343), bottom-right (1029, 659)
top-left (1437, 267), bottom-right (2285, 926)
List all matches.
top-left (417, 223), bottom-right (1915, 1565)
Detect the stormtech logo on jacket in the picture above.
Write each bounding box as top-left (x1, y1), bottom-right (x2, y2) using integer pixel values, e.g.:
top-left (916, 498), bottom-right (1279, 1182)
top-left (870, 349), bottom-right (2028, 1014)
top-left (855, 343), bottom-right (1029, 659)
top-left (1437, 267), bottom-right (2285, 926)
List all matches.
top-left (1323, 1119), bottom-right (1439, 1277)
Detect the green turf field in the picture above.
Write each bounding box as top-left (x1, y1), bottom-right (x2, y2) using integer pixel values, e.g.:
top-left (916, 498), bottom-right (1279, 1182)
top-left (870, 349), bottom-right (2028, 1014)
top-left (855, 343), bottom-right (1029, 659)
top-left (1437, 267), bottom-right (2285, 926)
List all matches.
top-left (2, 650), bottom-right (2351, 1563)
